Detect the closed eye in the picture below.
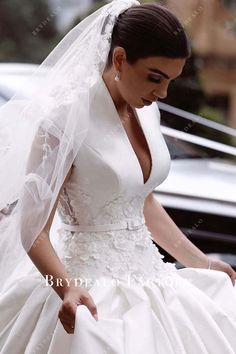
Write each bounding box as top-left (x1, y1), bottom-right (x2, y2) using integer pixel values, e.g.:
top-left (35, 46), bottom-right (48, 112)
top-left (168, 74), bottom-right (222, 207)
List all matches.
top-left (148, 76), bottom-right (178, 85)
top-left (148, 76), bottom-right (162, 84)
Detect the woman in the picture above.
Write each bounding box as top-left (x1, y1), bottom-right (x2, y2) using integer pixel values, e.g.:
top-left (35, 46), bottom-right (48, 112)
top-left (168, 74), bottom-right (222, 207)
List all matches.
top-left (0, 1), bottom-right (236, 353)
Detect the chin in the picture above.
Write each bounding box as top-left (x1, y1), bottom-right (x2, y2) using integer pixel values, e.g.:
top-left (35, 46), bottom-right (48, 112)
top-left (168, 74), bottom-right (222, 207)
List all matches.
top-left (132, 103), bottom-right (143, 109)
top-left (131, 100), bottom-right (143, 108)
top-left (139, 101), bottom-right (146, 108)
top-left (139, 103), bottom-right (145, 108)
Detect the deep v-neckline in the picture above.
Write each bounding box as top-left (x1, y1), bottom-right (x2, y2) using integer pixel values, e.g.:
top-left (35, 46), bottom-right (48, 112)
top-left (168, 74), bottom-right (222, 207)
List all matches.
top-left (99, 76), bottom-right (153, 186)
top-left (114, 107), bottom-right (153, 186)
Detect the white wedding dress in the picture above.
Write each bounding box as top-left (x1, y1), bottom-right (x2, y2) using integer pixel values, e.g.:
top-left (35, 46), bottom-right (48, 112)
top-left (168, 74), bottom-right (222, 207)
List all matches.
top-left (0, 75), bottom-right (236, 354)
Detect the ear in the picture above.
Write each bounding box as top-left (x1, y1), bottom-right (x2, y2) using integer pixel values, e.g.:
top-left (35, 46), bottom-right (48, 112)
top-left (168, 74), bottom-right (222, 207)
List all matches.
top-left (112, 46), bottom-right (127, 71)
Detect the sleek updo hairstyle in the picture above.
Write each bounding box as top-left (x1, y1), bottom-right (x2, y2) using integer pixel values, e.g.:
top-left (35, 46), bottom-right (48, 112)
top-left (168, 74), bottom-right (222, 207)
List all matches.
top-left (106, 3), bottom-right (191, 68)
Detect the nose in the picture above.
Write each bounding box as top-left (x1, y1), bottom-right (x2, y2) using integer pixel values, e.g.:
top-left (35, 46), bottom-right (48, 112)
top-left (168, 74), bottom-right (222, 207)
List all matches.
top-left (157, 89), bottom-right (167, 100)
top-left (153, 82), bottom-right (168, 100)
top-left (153, 88), bottom-right (167, 100)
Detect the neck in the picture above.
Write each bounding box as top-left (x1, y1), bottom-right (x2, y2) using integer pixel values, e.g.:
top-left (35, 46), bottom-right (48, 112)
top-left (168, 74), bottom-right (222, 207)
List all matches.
top-left (102, 70), bottom-right (129, 116)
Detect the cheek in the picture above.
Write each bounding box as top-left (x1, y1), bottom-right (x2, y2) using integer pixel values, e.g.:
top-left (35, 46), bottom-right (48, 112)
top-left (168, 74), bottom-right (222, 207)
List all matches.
top-left (128, 76), bottom-right (147, 94)
top-left (122, 78), bottom-right (139, 97)
top-left (126, 73), bottom-right (139, 88)
top-left (122, 72), bottom-right (151, 98)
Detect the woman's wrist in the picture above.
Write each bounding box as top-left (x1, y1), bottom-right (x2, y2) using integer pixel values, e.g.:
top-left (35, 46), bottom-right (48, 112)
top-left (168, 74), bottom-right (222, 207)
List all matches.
top-left (52, 280), bottom-right (79, 300)
top-left (196, 255), bottom-right (212, 269)
top-left (186, 254), bottom-right (210, 269)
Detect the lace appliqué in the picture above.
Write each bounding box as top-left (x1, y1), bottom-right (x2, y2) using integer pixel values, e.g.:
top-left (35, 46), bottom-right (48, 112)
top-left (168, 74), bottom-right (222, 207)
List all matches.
top-left (57, 224), bottom-right (177, 289)
top-left (94, 193), bottom-right (144, 225)
top-left (37, 128), bottom-right (53, 166)
top-left (56, 173), bottom-right (177, 288)
top-left (57, 187), bottom-right (78, 225)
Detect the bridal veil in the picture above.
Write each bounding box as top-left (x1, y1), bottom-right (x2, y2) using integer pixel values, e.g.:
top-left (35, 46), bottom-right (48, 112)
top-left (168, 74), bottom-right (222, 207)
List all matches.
top-left (0, 0), bottom-right (140, 292)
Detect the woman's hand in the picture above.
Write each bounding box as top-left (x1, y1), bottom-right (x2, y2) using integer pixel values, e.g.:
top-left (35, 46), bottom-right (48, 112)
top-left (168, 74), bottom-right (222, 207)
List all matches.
top-left (58, 286), bottom-right (98, 334)
top-left (208, 257), bottom-right (236, 287)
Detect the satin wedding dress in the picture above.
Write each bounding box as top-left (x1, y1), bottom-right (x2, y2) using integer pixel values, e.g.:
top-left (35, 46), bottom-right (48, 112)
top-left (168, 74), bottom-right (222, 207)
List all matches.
top-left (0, 75), bottom-right (236, 354)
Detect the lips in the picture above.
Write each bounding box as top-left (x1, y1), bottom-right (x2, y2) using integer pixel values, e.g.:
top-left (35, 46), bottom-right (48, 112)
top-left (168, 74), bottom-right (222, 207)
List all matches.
top-left (142, 98), bottom-right (153, 105)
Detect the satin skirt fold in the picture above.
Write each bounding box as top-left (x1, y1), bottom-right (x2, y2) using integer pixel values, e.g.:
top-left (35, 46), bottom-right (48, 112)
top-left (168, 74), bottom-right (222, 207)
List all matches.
top-left (0, 267), bottom-right (236, 354)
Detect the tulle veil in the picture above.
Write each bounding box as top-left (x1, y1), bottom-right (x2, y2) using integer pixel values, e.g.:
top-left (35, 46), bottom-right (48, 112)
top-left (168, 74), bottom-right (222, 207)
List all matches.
top-left (0, 0), bottom-right (140, 293)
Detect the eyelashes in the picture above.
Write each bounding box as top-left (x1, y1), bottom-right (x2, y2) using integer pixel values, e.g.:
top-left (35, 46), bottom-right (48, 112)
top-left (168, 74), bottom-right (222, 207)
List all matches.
top-left (148, 76), bottom-right (162, 84)
top-left (148, 76), bottom-right (177, 85)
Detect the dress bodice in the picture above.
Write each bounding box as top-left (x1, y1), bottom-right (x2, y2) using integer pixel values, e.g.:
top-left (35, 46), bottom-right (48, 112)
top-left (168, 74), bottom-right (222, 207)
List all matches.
top-left (57, 75), bottom-right (171, 227)
top-left (56, 75), bottom-right (176, 286)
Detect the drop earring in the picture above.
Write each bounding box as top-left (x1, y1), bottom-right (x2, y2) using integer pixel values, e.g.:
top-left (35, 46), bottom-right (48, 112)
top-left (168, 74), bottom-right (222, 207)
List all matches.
top-left (114, 72), bottom-right (120, 81)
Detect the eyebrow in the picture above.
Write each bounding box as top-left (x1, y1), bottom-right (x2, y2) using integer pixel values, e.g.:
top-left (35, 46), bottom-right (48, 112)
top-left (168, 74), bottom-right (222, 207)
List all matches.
top-left (147, 67), bottom-right (170, 80)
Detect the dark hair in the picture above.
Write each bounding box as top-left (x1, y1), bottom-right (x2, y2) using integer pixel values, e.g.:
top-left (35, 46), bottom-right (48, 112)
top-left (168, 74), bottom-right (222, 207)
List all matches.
top-left (106, 3), bottom-right (191, 68)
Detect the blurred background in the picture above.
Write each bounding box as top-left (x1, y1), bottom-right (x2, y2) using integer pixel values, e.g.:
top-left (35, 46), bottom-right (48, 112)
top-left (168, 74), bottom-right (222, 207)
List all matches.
top-left (1, 0), bottom-right (236, 268)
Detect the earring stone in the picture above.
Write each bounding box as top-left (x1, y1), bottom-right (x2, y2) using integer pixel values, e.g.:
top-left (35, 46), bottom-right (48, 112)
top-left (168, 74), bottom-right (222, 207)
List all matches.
top-left (115, 72), bottom-right (120, 81)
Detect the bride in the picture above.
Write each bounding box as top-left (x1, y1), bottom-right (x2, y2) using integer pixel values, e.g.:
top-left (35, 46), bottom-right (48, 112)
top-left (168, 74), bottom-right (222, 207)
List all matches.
top-left (0, 1), bottom-right (236, 353)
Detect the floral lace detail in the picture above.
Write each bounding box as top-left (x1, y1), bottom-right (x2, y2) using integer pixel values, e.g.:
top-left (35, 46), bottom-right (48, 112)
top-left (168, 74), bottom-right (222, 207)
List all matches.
top-left (36, 129), bottom-right (53, 165)
top-left (94, 193), bottom-right (144, 224)
top-left (57, 188), bottom-right (78, 225)
top-left (57, 179), bottom-right (94, 226)
top-left (56, 178), bottom-right (178, 288)
top-left (57, 184), bottom-right (145, 227)
top-left (57, 223), bottom-right (177, 288)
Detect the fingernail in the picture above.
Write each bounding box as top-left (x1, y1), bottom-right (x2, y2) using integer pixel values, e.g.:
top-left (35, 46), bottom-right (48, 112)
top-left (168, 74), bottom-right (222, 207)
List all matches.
top-left (94, 314), bottom-right (98, 322)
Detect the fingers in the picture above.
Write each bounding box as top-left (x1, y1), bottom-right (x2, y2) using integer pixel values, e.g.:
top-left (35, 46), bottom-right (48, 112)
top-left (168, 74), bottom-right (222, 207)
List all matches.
top-left (59, 300), bottom-right (76, 319)
top-left (58, 301), bottom-right (77, 333)
top-left (229, 269), bottom-right (236, 286)
top-left (58, 289), bottom-right (98, 334)
top-left (215, 260), bottom-right (236, 287)
top-left (81, 294), bottom-right (98, 321)
top-left (61, 319), bottom-right (75, 334)
top-left (224, 264), bottom-right (236, 286)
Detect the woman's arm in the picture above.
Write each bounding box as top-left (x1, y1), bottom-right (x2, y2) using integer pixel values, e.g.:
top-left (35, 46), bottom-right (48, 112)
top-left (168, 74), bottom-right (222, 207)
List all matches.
top-left (27, 166), bottom-right (75, 300)
top-left (27, 166), bottom-right (98, 333)
top-left (143, 192), bottom-right (209, 268)
top-left (143, 192), bottom-right (236, 285)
